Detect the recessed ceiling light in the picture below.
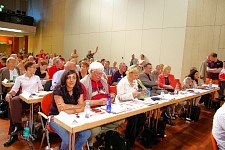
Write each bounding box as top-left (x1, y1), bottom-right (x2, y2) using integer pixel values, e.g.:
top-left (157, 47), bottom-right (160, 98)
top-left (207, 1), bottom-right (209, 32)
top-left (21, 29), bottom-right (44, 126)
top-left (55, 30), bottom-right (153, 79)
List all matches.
top-left (0, 27), bottom-right (22, 33)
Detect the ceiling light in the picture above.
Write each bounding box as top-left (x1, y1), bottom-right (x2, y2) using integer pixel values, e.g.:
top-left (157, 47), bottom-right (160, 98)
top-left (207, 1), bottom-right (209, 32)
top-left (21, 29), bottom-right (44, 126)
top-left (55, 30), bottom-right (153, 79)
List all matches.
top-left (0, 27), bottom-right (22, 33)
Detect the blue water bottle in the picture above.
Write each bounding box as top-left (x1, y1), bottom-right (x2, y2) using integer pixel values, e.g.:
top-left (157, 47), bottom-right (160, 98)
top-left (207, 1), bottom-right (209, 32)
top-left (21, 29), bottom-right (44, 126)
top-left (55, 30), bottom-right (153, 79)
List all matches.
top-left (23, 119), bottom-right (30, 139)
top-left (106, 95), bottom-right (111, 113)
top-left (146, 88), bottom-right (151, 97)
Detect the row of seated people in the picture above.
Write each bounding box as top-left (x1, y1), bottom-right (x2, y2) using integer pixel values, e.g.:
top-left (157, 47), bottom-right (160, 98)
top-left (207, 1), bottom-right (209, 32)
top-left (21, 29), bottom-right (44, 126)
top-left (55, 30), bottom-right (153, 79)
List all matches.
top-left (0, 56), bottom-right (222, 149)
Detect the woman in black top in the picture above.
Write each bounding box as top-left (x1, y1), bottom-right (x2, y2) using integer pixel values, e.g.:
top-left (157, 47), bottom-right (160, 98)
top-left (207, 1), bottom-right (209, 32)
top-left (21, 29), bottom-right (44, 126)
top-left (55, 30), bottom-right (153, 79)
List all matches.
top-left (35, 61), bottom-right (49, 80)
top-left (49, 70), bottom-right (91, 150)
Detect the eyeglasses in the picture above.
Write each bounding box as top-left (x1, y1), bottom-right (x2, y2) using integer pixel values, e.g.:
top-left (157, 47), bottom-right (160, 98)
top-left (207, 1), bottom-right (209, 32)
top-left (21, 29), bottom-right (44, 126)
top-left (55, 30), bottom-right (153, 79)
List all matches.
top-left (93, 71), bottom-right (103, 76)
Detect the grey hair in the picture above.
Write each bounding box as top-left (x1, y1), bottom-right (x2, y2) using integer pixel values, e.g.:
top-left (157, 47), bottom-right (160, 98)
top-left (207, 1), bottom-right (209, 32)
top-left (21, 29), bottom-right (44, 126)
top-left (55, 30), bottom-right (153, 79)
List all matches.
top-left (88, 61), bottom-right (104, 73)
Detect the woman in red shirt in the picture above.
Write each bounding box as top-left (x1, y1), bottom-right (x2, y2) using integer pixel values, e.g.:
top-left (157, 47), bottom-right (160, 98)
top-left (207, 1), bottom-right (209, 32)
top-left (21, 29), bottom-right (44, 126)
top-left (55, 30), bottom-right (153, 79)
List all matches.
top-left (158, 65), bottom-right (176, 92)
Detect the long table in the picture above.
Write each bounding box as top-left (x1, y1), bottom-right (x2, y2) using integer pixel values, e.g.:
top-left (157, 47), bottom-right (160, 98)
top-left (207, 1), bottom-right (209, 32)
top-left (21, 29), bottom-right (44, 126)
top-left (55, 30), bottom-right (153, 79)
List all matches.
top-left (1, 80), bottom-right (48, 88)
top-left (54, 87), bottom-right (219, 150)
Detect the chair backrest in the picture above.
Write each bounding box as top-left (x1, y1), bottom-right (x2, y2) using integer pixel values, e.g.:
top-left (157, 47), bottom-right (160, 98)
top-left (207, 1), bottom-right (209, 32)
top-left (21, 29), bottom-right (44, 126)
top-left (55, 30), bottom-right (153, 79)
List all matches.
top-left (110, 86), bottom-right (117, 94)
top-left (107, 75), bottom-right (112, 85)
top-left (211, 132), bottom-right (219, 150)
top-left (44, 80), bottom-right (52, 91)
top-left (175, 79), bottom-right (182, 90)
top-left (41, 93), bottom-right (53, 115)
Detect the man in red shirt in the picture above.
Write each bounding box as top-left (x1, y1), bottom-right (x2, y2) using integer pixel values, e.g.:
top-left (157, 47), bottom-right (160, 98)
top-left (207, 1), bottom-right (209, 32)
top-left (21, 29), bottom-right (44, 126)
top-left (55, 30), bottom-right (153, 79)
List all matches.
top-left (48, 57), bottom-right (64, 79)
top-left (80, 62), bottom-right (124, 150)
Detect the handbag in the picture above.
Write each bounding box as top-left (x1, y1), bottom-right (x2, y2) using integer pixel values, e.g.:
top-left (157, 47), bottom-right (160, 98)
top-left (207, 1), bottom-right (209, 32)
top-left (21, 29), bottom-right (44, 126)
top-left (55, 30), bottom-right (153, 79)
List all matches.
top-left (0, 100), bottom-right (8, 118)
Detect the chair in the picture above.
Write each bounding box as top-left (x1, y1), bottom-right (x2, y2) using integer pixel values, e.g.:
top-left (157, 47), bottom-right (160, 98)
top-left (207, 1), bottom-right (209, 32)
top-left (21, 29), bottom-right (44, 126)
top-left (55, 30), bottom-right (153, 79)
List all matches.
top-left (44, 80), bottom-right (52, 91)
top-left (109, 86), bottom-right (117, 94)
top-left (175, 79), bottom-right (182, 90)
top-left (107, 75), bottom-right (112, 85)
top-left (38, 92), bottom-right (55, 150)
top-left (211, 132), bottom-right (218, 150)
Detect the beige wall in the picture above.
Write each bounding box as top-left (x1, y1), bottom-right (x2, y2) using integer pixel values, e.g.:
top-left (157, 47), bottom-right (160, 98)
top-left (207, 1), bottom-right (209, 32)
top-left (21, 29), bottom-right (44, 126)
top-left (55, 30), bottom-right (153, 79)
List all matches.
top-left (181, 0), bottom-right (225, 80)
top-left (28, 0), bottom-right (225, 80)
top-left (63, 0), bottom-right (188, 79)
top-left (28, 0), bottom-right (65, 55)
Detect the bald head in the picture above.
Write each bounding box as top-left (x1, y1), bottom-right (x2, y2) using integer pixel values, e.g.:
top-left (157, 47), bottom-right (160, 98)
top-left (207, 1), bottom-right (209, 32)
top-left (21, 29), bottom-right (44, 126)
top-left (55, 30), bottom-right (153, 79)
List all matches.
top-left (64, 61), bottom-right (76, 71)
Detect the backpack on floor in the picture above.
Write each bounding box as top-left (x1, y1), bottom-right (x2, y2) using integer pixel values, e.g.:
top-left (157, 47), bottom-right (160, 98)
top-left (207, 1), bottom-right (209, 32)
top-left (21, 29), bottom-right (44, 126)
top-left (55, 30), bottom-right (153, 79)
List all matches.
top-left (190, 106), bottom-right (201, 121)
top-left (104, 130), bottom-right (130, 150)
top-left (140, 125), bottom-right (156, 148)
top-left (0, 100), bottom-right (8, 118)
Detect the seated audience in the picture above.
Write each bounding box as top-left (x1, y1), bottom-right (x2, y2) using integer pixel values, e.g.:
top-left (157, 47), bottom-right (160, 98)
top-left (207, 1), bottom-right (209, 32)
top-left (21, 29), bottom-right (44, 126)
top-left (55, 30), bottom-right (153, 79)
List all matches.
top-left (158, 65), bottom-right (176, 92)
top-left (0, 57), bottom-right (7, 69)
top-left (4, 62), bottom-right (43, 147)
top-left (151, 64), bottom-right (162, 82)
top-left (110, 62), bottom-right (126, 86)
top-left (48, 57), bottom-right (64, 79)
top-left (212, 103), bottom-right (225, 149)
top-left (51, 61), bottom-right (76, 90)
top-left (117, 65), bottom-right (146, 147)
top-left (0, 57), bottom-right (20, 100)
top-left (138, 54), bottom-right (146, 69)
top-left (104, 60), bottom-right (113, 75)
top-left (78, 61), bottom-right (89, 79)
top-left (80, 62), bottom-right (124, 150)
top-left (49, 70), bottom-right (91, 150)
top-left (139, 63), bottom-right (161, 96)
top-left (35, 60), bottom-right (49, 80)
top-left (112, 61), bottom-right (118, 73)
top-left (218, 61), bottom-right (225, 100)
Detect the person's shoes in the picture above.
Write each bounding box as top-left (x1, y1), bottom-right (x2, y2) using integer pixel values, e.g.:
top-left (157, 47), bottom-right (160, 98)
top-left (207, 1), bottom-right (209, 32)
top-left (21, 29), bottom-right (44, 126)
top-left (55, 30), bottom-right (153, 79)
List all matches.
top-left (10, 126), bottom-right (24, 136)
top-left (216, 96), bottom-right (225, 101)
top-left (166, 119), bottom-right (176, 126)
top-left (3, 135), bottom-right (18, 147)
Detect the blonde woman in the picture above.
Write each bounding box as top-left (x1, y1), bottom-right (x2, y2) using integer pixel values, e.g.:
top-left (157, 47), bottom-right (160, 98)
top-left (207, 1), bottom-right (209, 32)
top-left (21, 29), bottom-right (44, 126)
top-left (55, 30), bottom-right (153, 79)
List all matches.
top-left (117, 65), bottom-right (146, 147)
top-left (158, 65), bottom-right (176, 92)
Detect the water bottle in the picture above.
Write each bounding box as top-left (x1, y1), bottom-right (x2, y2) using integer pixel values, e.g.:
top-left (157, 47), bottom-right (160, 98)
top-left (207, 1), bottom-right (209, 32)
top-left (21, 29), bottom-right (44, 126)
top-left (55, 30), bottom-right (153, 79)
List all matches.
top-left (13, 74), bottom-right (18, 83)
top-left (23, 119), bottom-right (30, 138)
top-left (85, 101), bottom-right (91, 118)
top-left (106, 95), bottom-right (111, 113)
top-left (209, 79), bottom-right (212, 89)
top-left (146, 88), bottom-right (151, 97)
top-left (161, 90), bottom-right (165, 97)
top-left (174, 83), bottom-right (179, 95)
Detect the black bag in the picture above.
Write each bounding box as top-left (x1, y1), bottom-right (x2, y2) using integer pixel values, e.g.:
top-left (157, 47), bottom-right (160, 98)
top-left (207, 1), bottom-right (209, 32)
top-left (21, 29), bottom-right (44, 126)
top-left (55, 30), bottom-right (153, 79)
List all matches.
top-left (140, 125), bottom-right (156, 148)
top-left (190, 106), bottom-right (201, 121)
top-left (105, 130), bottom-right (130, 150)
top-left (0, 100), bottom-right (8, 118)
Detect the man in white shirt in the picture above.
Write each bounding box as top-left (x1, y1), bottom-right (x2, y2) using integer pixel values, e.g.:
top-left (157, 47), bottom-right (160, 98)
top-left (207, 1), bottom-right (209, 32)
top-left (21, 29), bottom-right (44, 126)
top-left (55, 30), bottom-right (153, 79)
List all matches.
top-left (4, 62), bottom-right (43, 147)
top-left (212, 103), bottom-right (225, 149)
top-left (51, 61), bottom-right (76, 90)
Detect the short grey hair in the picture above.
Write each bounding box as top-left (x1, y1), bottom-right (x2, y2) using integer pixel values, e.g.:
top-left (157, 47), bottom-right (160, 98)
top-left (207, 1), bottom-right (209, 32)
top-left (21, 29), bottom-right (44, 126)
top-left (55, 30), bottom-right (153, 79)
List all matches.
top-left (88, 61), bottom-right (104, 73)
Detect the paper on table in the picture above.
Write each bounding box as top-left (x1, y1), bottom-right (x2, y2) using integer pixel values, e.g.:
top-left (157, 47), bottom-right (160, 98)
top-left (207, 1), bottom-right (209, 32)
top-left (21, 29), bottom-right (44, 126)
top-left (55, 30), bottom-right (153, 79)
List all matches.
top-left (2, 78), bottom-right (8, 83)
top-left (21, 90), bottom-right (31, 99)
top-left (56, 111), bottom-right (77, 125)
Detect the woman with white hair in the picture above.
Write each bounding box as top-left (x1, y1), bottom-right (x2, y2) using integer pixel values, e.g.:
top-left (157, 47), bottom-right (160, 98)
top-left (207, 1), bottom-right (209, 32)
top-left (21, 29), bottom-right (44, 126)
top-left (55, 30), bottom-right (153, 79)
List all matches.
top-left (117, 65), bottom-right (146, 147)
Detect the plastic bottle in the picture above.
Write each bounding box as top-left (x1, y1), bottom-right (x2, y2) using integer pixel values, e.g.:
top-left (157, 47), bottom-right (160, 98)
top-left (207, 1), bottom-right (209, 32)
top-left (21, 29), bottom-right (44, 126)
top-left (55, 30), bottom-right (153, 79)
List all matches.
top-left (174, 83), bottom-right (179, 95)
top-left (209, 79), bottom-right (212, 89)
top-left (85, 101), bottom-right (91, 118)
top-left (146, 88), bottom-right (151, 97)
top-left (161, 90), bottom-right (165, 97)
top-left (23, 119), bottom-right (30, 138)
top-left (106, 95), bottom-right (111, 113)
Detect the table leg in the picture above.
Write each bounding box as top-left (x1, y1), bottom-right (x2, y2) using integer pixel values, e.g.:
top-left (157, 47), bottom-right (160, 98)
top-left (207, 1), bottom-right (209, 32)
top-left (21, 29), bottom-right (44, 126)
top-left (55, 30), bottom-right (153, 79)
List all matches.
top-left (29, 103), bottom-right (34, 134)
top-left (72, 133), bottom-right (75, 150)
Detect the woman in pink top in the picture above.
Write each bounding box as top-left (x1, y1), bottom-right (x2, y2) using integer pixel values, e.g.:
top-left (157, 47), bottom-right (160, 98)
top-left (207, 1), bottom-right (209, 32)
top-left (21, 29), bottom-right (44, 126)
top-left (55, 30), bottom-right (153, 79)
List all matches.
top-left (158, 65), bottom-right (176, 92)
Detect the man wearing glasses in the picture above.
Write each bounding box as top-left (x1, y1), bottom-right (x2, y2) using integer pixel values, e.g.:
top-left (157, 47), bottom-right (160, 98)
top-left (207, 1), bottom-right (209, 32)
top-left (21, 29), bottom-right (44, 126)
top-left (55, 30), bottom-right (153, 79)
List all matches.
top-left (81, 62), bottom-right (124, 150)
